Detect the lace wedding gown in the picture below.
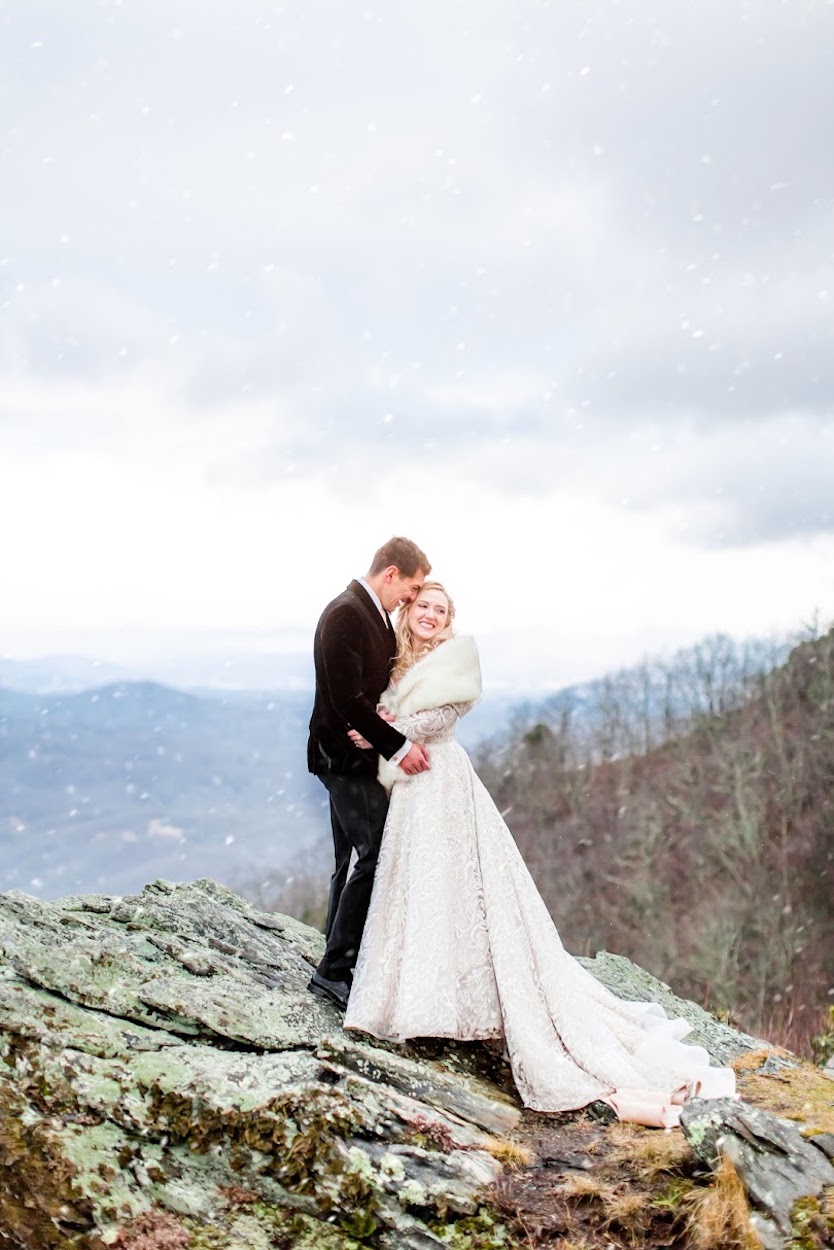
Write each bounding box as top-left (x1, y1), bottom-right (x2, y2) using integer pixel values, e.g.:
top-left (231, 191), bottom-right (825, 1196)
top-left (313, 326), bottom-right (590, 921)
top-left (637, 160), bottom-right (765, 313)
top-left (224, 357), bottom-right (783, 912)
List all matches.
top-left (344, 700), bottom-right (736, 1124)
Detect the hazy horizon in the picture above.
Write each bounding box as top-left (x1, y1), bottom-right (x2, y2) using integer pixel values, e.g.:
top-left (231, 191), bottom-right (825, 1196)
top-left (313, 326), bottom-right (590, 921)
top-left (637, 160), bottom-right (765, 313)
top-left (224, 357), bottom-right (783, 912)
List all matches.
top-left (2, 1), bottom-right (833, 666)
top-left (0, 609), bottom-right (818, 696)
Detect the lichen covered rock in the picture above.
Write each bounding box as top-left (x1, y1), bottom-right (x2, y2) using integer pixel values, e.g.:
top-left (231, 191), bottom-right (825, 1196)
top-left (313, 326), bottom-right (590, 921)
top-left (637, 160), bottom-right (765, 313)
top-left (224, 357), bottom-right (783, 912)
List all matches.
top-left (681, 1097), bottom-right (834, 1250)
top-left (2, 878), bottom-right (827, 1250)
top-left (0, 879), bottom-right (516, 1249)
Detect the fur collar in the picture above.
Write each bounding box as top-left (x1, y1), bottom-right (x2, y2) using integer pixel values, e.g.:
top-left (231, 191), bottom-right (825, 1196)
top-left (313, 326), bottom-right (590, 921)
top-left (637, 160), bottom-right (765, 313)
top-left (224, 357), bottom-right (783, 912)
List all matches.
top-left (377, 635), bottom-right (482, 791)
top-left (383, 633), bottom-right (482, 717)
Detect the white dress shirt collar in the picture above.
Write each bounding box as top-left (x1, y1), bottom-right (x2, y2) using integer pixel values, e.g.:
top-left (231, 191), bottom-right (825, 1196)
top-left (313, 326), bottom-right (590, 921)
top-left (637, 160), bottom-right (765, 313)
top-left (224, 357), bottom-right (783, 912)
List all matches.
top-left (358, 576), bottom-right (390, 623)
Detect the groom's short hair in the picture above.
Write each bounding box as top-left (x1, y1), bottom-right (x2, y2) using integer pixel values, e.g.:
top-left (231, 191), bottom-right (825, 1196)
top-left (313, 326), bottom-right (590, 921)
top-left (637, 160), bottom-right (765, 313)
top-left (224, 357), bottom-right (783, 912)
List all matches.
top-left (369, 536), bottom-right (431, 578)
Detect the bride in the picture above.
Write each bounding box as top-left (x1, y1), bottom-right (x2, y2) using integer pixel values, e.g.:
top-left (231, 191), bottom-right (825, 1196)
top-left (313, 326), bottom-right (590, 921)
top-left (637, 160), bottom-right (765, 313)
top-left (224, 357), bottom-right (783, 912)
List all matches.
top-left (343, 582), bottom-right (736, 1127)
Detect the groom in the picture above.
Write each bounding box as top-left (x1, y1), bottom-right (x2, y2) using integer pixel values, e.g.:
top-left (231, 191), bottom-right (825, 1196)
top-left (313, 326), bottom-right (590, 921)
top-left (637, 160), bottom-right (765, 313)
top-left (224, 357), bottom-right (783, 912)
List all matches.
top-left (306, 536), bottom-right (432, 1009)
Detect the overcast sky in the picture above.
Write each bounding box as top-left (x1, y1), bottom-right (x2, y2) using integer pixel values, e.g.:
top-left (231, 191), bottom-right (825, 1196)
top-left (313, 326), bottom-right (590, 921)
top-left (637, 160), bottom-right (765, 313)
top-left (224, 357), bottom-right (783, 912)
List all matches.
top-left (1, 0), bottom-right (833, 688)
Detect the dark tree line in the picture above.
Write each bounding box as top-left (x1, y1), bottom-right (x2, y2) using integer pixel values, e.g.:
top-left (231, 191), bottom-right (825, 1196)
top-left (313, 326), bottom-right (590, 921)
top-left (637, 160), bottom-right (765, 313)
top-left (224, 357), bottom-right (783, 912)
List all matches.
top-left (476, 625), bottom-right (834, 1055)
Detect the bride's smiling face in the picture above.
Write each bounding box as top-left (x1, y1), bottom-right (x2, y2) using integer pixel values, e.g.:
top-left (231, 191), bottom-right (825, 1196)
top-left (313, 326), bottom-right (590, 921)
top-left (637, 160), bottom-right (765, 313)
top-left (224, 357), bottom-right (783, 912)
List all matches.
top-left (407, 588), bottom-right (450, 641)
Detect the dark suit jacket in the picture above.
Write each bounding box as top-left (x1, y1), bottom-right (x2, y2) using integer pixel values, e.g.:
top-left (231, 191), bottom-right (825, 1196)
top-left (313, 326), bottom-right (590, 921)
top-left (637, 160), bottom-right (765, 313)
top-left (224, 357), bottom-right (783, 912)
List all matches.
top-left (307, 580), bottom-right (406, 777)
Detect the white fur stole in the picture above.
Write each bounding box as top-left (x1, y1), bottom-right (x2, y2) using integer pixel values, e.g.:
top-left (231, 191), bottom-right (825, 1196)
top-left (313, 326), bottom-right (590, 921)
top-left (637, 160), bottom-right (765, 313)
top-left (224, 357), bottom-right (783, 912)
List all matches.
top-left (378, 633), bottom-right (482, 790)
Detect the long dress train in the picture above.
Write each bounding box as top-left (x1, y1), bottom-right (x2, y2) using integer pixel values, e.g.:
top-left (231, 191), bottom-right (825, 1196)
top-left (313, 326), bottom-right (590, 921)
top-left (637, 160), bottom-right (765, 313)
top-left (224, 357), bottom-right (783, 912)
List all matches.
top-left (344, 675), bottom-right (735, 1126)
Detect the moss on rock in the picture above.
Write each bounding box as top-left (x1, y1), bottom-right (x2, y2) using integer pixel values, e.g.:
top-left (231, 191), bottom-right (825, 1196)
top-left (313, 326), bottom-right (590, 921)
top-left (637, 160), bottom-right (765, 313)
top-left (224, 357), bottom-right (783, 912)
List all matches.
top-left (0, 882), bottom-right (518, 1249)
top-left (0, 1074), bottom-right (102, 1250)
top-left (3, 879), bottom-right (824, 1250)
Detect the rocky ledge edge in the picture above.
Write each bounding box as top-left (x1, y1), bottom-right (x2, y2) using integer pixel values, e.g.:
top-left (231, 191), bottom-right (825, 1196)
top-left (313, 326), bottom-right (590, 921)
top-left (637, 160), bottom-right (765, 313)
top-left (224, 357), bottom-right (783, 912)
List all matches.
top-left (0, 878), bottom-right (831, 1250)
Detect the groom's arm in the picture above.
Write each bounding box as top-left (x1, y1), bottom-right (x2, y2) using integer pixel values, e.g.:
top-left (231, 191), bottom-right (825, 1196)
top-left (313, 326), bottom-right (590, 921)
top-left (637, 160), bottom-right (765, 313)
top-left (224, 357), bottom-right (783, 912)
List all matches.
top-left (320, 605), bottom-right (407, 760)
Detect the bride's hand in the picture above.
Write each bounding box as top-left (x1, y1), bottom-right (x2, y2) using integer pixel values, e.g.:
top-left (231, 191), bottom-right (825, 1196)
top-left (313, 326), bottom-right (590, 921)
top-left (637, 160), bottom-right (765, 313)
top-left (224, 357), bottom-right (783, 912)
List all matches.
top-left (348, 729), bottom-right (373, 750)
top-left (376, 705), bottom-right (395, 723)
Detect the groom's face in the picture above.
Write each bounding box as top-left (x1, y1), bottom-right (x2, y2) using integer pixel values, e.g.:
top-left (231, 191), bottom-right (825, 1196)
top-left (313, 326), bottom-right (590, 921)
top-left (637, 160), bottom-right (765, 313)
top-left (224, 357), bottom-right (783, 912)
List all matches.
top-left (380, 566), bottom-right (426, 612)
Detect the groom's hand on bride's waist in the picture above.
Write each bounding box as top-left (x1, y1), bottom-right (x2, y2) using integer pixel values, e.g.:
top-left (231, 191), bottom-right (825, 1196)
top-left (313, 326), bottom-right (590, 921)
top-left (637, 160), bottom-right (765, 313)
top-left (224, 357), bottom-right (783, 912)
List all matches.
top-left (400, 743), bottom-right (430, 775)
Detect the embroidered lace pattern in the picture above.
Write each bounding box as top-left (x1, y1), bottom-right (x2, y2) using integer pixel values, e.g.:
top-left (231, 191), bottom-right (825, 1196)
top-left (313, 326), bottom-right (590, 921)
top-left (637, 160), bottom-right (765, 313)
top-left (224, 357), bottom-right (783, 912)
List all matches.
top-left (345, 702), bottom-right (736, 1115)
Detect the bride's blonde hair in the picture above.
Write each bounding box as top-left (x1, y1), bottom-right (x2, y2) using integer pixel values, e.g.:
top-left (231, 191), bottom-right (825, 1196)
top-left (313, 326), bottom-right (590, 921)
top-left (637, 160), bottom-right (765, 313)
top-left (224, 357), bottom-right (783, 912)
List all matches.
top-left (391, 581), bottom-right (456, 681)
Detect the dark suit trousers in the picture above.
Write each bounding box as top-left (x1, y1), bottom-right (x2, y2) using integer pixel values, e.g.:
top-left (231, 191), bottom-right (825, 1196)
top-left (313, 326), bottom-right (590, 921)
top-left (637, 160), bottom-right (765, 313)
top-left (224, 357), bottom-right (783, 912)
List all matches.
top-left (316, 768), bottom-right (390, 981)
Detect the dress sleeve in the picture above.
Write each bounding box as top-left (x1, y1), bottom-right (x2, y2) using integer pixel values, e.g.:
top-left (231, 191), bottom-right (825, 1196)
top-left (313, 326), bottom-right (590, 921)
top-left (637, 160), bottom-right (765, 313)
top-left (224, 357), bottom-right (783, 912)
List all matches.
top-left (393, 702), bottom-right (474, 742)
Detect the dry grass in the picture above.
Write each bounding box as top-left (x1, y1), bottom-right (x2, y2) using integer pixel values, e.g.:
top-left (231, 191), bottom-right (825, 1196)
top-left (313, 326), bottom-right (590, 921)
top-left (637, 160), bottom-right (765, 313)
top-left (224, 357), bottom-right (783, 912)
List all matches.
top-left (558, 1170), bottom-right (618, 1201)
top-left (602, 1188), bottom-right (650, 1236)
top-left (730, 1047), bottom-right (779, 1074)
top-left (559, 1171), bottom-right (655, 1243)
top-left (736, 1060), bottom-right (834, 1135)
top-left (485, 1135), bottom-right (536, 1170)
top-left (684, 1155), bottom-right (760, 1250)
top-left (823, 1187), bottom-right (834, 1222)
top-left (606, 1123), bottom-right (694, 1178)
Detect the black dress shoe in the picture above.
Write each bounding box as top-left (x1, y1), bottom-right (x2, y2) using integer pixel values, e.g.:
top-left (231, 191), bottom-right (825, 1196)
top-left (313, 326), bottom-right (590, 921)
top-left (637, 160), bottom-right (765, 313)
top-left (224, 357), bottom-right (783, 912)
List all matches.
top-left (307, 970), bottom-right (351, 1011)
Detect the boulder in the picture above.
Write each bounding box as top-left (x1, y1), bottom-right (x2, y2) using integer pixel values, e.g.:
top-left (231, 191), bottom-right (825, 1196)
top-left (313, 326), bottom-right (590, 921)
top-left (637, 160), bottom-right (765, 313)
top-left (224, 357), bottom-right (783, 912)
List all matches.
top-left (681, 1098), bottom-right (834, 1249)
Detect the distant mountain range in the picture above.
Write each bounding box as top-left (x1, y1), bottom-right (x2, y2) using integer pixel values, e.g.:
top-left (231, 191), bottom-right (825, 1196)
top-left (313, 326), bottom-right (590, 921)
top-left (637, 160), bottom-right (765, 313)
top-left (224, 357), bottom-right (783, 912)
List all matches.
top-left (0, 649), bottom-right (315, 694)
top-left (0, 655), bottom-right (135, 692)
top-left (0, 681), bottom-right (322, 899)
top-left (2, 634), bottom-right (787, 903)
top-left (0, 668), bottom-right (526, 901)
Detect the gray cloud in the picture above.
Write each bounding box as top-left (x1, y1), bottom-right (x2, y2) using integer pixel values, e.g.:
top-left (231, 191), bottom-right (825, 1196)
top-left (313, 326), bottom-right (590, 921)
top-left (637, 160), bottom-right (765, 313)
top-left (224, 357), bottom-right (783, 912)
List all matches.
top-left (2, 0), bottom-right (833, 541)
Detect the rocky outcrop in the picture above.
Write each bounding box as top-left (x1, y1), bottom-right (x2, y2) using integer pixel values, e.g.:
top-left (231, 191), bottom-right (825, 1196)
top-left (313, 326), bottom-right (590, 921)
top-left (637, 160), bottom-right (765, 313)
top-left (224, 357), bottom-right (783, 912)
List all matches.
top-left (0, 879), bottom-right (520, 1250)
top-left (1, 879), bottom-right (831, 1250)
top-left (681, 1098), bottom-right (834, 1250)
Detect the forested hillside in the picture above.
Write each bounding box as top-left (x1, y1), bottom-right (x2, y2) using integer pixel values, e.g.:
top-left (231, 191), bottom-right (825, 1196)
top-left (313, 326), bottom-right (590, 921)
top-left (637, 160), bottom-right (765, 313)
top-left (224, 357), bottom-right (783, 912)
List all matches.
top-left (476, 628), bottom-right (834, 1055)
